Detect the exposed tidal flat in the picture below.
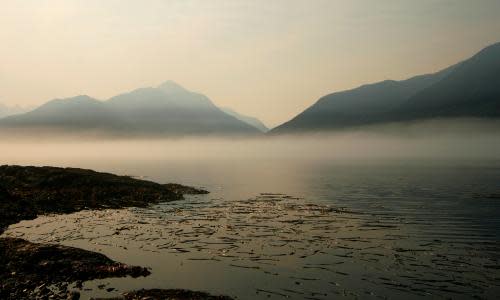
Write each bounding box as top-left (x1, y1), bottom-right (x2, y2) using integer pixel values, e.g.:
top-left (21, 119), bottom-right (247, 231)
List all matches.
top-left (0, 165), bottom-right (226, 299)
top-left (1, 157), bottom-right (500, 299)
top-left (5, 192), bottom-right (500, 300)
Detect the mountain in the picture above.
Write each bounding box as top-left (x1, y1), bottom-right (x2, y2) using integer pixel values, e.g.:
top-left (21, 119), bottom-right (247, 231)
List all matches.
top-left (0, 82), bottom-right (260, 136)
top-left (271, 42), bottom-right (500, 134)
top-left (393, 42), bottom-right (500, 120)
top-left (0, 104), bottom-right (31, 118)
top-left (1, 96), bottom-right (120, 129)
top-left (221, 107), bottom-right (268, 132)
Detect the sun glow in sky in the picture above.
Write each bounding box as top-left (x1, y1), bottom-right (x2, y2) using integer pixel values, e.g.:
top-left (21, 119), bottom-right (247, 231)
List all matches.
top-left (1, 0), bottom-right (499, 126)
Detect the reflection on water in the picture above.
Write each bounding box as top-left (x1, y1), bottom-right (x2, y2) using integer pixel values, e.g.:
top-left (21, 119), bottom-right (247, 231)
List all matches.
top-left (1, 139), bottom-right (500, 299)
top-left (4, 185), bottom-right (500, 299)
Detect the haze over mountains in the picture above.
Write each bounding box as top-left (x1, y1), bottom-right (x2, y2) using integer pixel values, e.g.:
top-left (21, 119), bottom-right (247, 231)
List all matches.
top-left (271, 42), bottom-right (500, 134)
top-left (1, 42), bottom-right (499, 137)
top-left (0, 104), bottom-right (31, 119)
top-left (0, 81), bottom-right (263, 136)
top-left (221, 107), bottom-right (268, 132)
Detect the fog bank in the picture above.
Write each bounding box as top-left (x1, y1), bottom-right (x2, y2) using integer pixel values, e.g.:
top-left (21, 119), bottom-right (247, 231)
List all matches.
top-left (1, 119), bottom-right (499, 166)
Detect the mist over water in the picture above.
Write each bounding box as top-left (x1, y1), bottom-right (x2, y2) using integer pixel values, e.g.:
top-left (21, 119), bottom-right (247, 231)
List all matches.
top-left (2, 119), bottom-right (500, 210)
top-left (2, 119), bottom-right (500, 299)
top-left (2, 119), bottom-right (500, 166)
top-left (3, 120), bottom-right (500, 299)
top-left (2, 119), bottom-right (499, 206)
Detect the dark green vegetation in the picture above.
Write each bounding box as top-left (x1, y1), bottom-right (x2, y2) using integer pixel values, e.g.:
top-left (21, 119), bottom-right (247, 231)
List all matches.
top-left (0, 81), bottom-right (261, 136)
top-left (0, 165), bottom-right (230, 300)
top-left (271, 42), bottom-right (500, 133)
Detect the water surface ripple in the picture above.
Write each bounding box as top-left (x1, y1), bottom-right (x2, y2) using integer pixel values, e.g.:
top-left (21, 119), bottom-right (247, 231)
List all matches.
top-left (4, 192), bottom-right (500, 299)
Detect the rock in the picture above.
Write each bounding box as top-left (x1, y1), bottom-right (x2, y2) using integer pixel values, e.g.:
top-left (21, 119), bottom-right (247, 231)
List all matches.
top-left (0, 238), bottom-right (150, 299)
top-left (0, 165), bottom-right (210, 300)
top-left (0, 165), bottom-right (208, 226)
top-left (67, 291), bottom-right (80, 300)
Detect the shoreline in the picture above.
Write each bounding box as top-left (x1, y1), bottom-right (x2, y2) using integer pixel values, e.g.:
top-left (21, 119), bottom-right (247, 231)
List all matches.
top-left (0, 165), bottom-right (230, 300)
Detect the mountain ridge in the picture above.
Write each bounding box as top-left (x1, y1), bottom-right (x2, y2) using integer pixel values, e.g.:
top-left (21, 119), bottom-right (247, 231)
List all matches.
top-left (270, 42), bottom-right (500, 134)
top-left (221, 107), bottom-right (268, 132)
top-left (0, 82), bottom-right (260, 136)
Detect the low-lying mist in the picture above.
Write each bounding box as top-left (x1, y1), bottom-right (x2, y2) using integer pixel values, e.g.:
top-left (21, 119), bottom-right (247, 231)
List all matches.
top-left (1, 119), bottom-right (499, 166)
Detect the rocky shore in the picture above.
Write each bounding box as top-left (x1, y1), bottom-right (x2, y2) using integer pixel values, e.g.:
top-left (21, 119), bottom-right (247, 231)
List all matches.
top-left (93, 289), bottom-right (233, 300)
top-left (0, 165), bottom-right (208, 231)
top-left (0, 237), bottom-right (150, 299)
top-left (0, 165), bottom-right (230, 300)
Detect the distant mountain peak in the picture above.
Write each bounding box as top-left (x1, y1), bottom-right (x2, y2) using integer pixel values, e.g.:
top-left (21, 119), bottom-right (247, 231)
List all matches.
top-left (30, 95), bottom-right (102, 115)
top-left (0, 81), bottom-right (261, 136)
top-left (65, 95), bottom-right (95, 102)
top-left (41, 95), bottom-right (99, 107)
top-left (157, 80), bottom-right (190, 95)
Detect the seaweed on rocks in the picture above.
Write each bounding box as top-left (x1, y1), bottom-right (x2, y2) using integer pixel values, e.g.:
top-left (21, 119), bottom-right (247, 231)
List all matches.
top-left (0, 165), bottom-right (208, 233)
top-left (0, 165), bottom-right (214, 300)
top-left (0, 237), bottom-right (150, 299)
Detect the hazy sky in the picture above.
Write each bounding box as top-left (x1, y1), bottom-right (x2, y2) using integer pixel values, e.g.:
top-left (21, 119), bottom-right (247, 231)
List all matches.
top-left (1, 0), bottom-right (499, 127)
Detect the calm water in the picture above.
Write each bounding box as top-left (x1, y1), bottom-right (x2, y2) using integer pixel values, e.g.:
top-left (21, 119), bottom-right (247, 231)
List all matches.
top-left (2, 149), bottom-right (500, 299)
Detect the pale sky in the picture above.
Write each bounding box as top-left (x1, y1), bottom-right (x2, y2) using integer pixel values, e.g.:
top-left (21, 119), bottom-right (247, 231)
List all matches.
top-left (1, 1), bottom-right (499, 127)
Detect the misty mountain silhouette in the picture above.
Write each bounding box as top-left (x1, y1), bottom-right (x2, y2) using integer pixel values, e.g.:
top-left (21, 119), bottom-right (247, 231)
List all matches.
top-left (0, 103), bottom-right (31, 119)
top-left (221, 107), bottom-right (268, 132)
top-left (271, 42), bottom-right (500, 133)
top-left (0, 82), bottom-right (260, 136)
